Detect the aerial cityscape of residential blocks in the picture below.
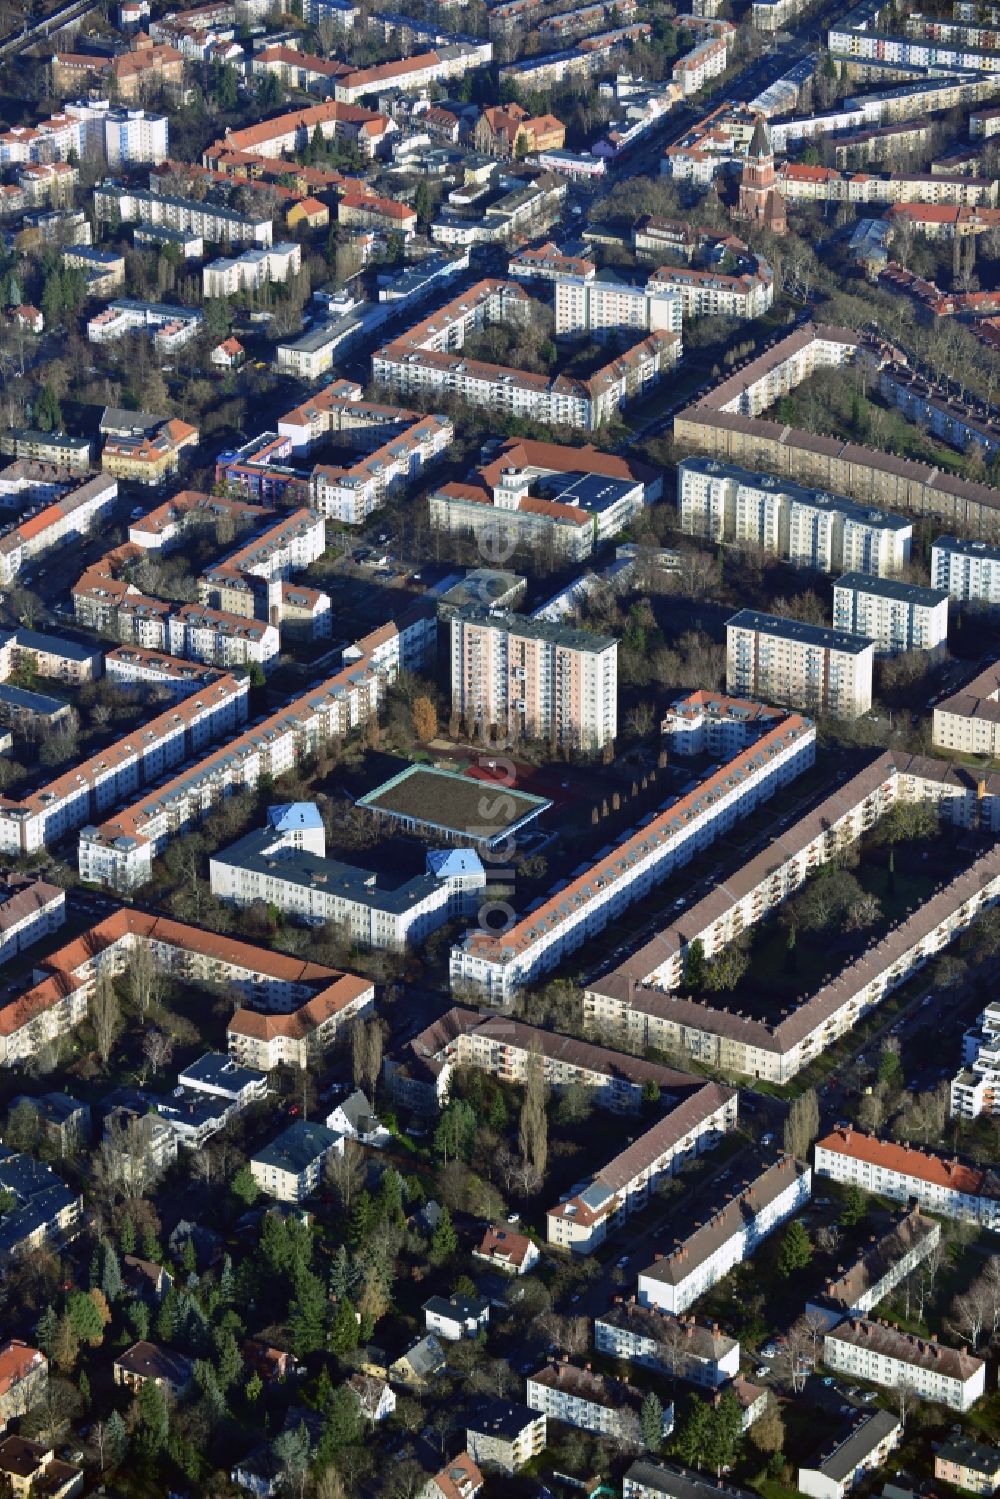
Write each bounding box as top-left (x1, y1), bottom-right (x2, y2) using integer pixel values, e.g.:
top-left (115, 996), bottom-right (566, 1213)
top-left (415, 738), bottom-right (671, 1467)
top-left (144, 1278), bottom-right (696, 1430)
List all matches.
top-left (0, 0), bottom-right (998, 1490)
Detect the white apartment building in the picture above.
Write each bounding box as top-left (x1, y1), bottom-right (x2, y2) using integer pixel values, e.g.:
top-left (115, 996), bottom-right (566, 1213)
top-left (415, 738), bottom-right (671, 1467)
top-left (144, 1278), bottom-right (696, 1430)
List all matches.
top-left (0, 673), bottom-right (248, 859)
top-left (952, 1000), bottom-right (1000, 1119)
top-left (211, 507), bottom-right (326, 582)
top-left (625, 1463), bottom-right (756, 1499)
top-left (0, 881), bottom-right (65, 965)
top-left (637, 1157), bottom-right (812, 1314)
top-left (832, 574), bottom-right (949, 655)
top-left (250, 1121), bottom-right (343, 1203)
top-left (822, 1318), bottom-right (985, 1412)
top-left (798, 1412), bottom-right (902, 1499)
top-left (660, 690), bottom-right (786, 758)
top-left (209, 810), bottom-right (484, 951)
top-left (587, 829), bottom-right (1000, 1084)
top-left (449, 607), bottom-right (618, 752)
top-left (752, 0), bottom-right (807, 30)
top-left (87, 299), bottom-right (202, 348)
top-left (807, 1208), bottom-right (941, 1323)
top-left (647, 262), bottom-right (773, 319)
top-left (554, 272), bottom-right (682, 340)
top-left (227, 974), bottom-right (374, 1072)
top-left (332, 42), bottom-right (492, 105)
top-left (726, 609), bottom-right (875, 719)
top-left (0, 475), bottom-right (117, 585)
top-left (932, 535), bottom-right (1000, 608)
top-left (93, 185), bottom-right (271, 245)
top-left (76, 622), bottom-right (407, 891)
top-left (933, 660), bottom-right (1000, 756)
top-left (309, 414), bottom-right (452, 525)
top-left (546, 1081), bottom-right (737, 1254)
top-left (202, 243), bottom-right (301, 298)
top-left (677, 459), bottom-right (912, 576)
top-left (526, 1362), bottom-right (672, 1445)
top-left (594, 1305), bottom-right (740, 1388)
top-left (104, 646), bottom-right (229, 699)
top-left (450, 706), bottom-right (816, 1002)
top-left (815, 1128), bottom-right (1000, 1231)
top-left (672, 31), bottom-right (727, 93)
top-left (64, 101), bottom-right (168, 165)
top-left (167, 605), bottom-right (279, 672)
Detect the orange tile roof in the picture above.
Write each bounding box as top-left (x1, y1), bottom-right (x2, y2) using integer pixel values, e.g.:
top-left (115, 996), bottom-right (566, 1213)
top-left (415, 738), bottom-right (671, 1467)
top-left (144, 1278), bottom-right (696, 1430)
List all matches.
top-left (818, 1128), bottom-right (993, 1198)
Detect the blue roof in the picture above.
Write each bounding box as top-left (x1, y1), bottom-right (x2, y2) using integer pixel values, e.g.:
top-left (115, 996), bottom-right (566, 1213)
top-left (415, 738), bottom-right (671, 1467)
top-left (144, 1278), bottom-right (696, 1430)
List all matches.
top-left (426, 848), bottom-right (484, 880)
top-left (267, 802), bottom-right (324, 834)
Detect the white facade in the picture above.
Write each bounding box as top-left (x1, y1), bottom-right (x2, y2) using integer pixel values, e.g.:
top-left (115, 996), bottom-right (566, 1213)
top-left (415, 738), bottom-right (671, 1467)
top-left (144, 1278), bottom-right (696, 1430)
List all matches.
top-left (798, 1413), bottom-right (902, 1499)
top-left (594, 1306), bottom-right (740, 1388)
top-left (526, 1362), bottom-right (671, 1444)
top-left (815, 1129), bottom-right (1000, 1231)
top-left (932, 535), bottom-right (1000, 608)
top-left (726, 610), bottom-right (875, 719)
top-left (823, 1319), bottom-right (985, 1413)
top-left (202, 242), bottom-right (301, 298)
top-left (832, 575), bottom-right (949, 654)
top-left (678, 460), bottom-right (912, 576)
top-left (554, 274), bottom-right (682, 340)
top-left (637, 1158), bottom-right (812, 1314)
top-left (952, 1000), bottom-right (1000, 1119)
top-left (0, 881), bottom-right (65, 965)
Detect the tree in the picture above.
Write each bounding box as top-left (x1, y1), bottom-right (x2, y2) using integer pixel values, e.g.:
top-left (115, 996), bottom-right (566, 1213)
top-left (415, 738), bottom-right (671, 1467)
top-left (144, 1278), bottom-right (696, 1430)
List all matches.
top-left (128, 938), bottom-right (161, 1021)
top-left (411, 695), bottom-right (437, 742)
top-left (413, 180), bottom-right (433, 224)
top-left (878, 1038), bottom-right (903, 1088)
top-left (839, 1184), bottom-right (867, 1227)
top-left (430, 1205), bottom-right (458, 1263)
top-left (783, 1088), bottom-right (819, 1159)
top-left (106, 1409), bottom-right (127, 1466)
top-left (274, 1422), bottom-right (312, 1493)
top-left (329, 1294), bottom-right (360, 1356)
top-left (232, 1164), bottom-right (259, 1206)
top-left (50, 1314), bottom-right (78, 1374)
top-left (67, 1291), bottom-right (104, 1347)
top-left (777, 1220), bottom-right (812, 1278)
top-left (641, 1390), bottom-right (664, 1453)
top-left (705, 1391), bottom-right (744, 1477)
top-left (136, 1377), bottom-right (169, 1455)
top-left (101, 1245), bottom-right (122, 1302)
top-left (518, 1047), bottom-right (548, 1188)
top-left (684, 938), bottom-right (708, 991)
top-left (327, 1138), bottom-right (366, 1215)
top-left (750, 1394), bottom-right (785, 1456)
top-left (142, 1028), bottom-right (174, 1080)
top-left (674, 1398), bottom-right (713, 1469)
top-left (288, 1268), bottom-right (329, 1356)
top-left (434, 1099), bottom-right (477, 1165)
top-left (34, 382), bottom-right (62, 433)
top-left (91, 974), bottom-right (121, 1068)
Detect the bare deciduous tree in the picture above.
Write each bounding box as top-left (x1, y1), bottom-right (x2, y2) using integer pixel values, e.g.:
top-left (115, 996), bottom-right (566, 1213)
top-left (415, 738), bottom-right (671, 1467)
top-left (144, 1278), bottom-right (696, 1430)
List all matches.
top-left (91, 975), bottom-right (121, 1068)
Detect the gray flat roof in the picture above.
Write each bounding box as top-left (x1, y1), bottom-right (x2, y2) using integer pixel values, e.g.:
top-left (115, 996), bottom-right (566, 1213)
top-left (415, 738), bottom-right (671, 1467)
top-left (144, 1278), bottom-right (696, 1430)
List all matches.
top-left (727, 609), bottom-right (875, 655)
top-left (934, 534), bottom-right (1000, 564)
top-left (679, 457), bottom-right (912, 531)
top-left (834, 572), bottom-right (949, 607)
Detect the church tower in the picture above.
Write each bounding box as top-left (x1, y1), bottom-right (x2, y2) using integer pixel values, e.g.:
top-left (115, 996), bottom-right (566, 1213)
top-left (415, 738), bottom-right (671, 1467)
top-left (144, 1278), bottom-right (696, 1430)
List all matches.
top-left (735, 115), bottom-right (787, 236)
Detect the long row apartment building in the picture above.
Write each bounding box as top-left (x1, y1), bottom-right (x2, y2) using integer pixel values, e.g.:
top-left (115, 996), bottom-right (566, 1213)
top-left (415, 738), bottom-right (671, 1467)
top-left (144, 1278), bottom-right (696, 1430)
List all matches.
top-left (448, 704), bottom-right (816, 1003)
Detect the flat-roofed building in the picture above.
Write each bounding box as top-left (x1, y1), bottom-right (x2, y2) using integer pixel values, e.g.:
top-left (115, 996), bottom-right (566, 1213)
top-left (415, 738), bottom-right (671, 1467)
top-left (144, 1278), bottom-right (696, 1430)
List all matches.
top-left (832, 573), bottom-right (948, 654)
top-left (726, 609), bottom-right (875, 718)
top-left (637, 1156), bottom-right (811, 1313)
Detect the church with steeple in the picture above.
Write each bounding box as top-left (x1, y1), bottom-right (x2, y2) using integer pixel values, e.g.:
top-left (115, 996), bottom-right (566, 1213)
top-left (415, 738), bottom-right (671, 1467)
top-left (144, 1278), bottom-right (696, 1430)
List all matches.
top-left (733, 115), bottom-right (787, 236)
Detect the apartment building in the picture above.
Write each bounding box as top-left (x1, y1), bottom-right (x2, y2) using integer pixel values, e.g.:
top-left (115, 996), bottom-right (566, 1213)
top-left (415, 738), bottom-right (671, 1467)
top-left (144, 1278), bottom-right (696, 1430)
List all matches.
top-left (0, 628), bottom-right (100, 684)
top-left (104, 647), bottom-right (229, 700)
top-left (498, 23), bottom-right (651, 88)
top-left (0, 1149), bottom-right (82, 1261)
top-left (672, 31), bottom-right (727, 93)
top-left (250, 1121), bottom-right (342, 1203)
top-left (554, 271), bottom-right (682, 340)
top-left (373, 278), bottom-right (680, 432)
top-left (209, 810), bottom-right (484, 950)
top-left (338, 186), bottom-right (417, 240)
top-left (594, 1304), bottom-right (740, 1388)
top-left (661, 690), bottom-right (786, 758)
top-left (465, 1403), bottom-right (546, 1474)
top-left (932, 534), bottom-right (1000, 607)
top-left (637, 1157), bottom-right (812, 1314)
top-left (0, 903), bottom-right (373, 1068)
top-left (0, 1437), bottom-right (81, 1498)
top-left (807, 1208), bottom-right (941, 1323)
top-left (647, 261), bottom-right (773, 319)
top-left (952, 999), bottom-right (1000, 1119)
top-left (586, 817), bottom-right (1000, 1083)
top-left (228, 974), bottom-right (374, 1070)
top-left (101, 418), bottom-right (198, 485)
top-left (202, 242), bottom-right (300, 297)
top-left (832, 573), bottom-right (949, 654)
top-left (94, 184), bottom-right (271, 245)
top-left (430, 436), bottom-right (657, 561)
top-left (87, 299), bottom-right (202, 348)
top-left (76, 622), bottom-right (403, 891)
top-left (211, 98), bottom-right (391, 161)
top-left (625, 1463), bottom-right (755, 1499)
top-left (0, 1343), bottom-right (47, 1432)
top-left (450, 606), bottom-right (618, 751)
top-left (167, 604), bottom-right (280, 672)
top-left (547, 1081), bottom-right (737, 1253)
top-left (726, 610), bottom-right (876, 718)
top-left (815, 1127), bottom-right (1000, 1230)
top-left (64, 101), bottom-right (168, 166)
top-left (0, 880), bottom-right (65, 965)
top-left (933, 660), bottom-right (1000, 755)
top-left (822, 1318), bottom-right (985, 1412)
top-left (450, 706), bottom-right (815, 1002)
top-left (527, 1360), bottom-right (672, 1445)
top-left (421, 1454), bottom-right (483, 1499)
top-left (334, 43), bottom-right (491, 104)
top-left (0, 672), bottom-right (247, 859)
top-left (798, 1412), bottom-right (902, 1499)
top-left (0, 475), bottom-right (116, 584)
top-left (677, 459), bottom-right (912, 575)
top-left (309, 412), bottom-right (452, 524)
top-left (935, 1436), bottom-right (1000, 1495)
